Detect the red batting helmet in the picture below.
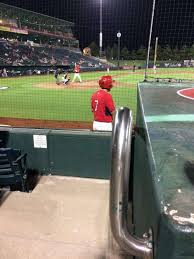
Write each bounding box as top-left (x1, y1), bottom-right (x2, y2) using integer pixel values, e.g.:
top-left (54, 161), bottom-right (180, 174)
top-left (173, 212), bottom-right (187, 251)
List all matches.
top-left (99, 75), bottom-right (115, 90)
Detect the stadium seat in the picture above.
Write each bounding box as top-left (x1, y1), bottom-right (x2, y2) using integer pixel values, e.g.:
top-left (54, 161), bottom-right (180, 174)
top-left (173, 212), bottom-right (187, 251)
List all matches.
top-left (0, 148), bottom-right (28, 192)
top-left (0, 39), bottom-right (110, 70)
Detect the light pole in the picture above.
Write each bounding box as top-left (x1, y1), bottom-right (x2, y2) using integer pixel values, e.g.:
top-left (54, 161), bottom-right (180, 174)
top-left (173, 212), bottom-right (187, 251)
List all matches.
top-left (99, 0), bottom-right (103, 57)
top-left (153, 37), bottom-right (158, 67)
top-left (117, 31), bottom-right (121, 68)
top-left (145, 0), bottom-right (156, 80)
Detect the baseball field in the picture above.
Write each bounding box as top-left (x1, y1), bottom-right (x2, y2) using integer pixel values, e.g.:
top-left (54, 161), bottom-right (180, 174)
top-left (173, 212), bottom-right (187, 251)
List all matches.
top-left (0, 67), bottom-right (194, 129)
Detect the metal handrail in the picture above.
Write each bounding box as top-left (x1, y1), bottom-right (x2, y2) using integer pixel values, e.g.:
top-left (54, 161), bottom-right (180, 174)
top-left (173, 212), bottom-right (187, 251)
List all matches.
top-left (110, 107), bottom-right (153, 259)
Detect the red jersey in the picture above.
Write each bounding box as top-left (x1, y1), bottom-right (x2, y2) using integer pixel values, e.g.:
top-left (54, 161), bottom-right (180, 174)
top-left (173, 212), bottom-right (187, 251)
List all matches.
top-left (74, 65), bottom-right (80, 73)
top-left (91, 89), bottom-right (115, 122)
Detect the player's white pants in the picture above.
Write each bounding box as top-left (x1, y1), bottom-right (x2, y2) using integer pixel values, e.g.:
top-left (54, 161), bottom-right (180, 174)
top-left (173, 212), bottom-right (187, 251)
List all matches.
top-left (93, 121), bottom-right (112, 131)
top-left (62, 78), bottom-right (69, 85)
top-left (72, 73), bottom-right (82, 82)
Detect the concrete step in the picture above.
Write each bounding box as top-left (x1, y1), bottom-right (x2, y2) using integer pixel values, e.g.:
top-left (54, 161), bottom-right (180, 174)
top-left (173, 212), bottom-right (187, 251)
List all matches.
top-left (0, 176), bottom-right (131, 259)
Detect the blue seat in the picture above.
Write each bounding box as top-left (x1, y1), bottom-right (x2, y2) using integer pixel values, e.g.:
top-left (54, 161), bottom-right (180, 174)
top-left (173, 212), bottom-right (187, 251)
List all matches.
top-left (0, 148), bottom-right (28, 192)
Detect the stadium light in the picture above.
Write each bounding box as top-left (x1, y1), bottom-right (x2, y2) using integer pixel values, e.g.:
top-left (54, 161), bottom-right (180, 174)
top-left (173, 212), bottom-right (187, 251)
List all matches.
top-left (99, 0), bottom-right (103, 57)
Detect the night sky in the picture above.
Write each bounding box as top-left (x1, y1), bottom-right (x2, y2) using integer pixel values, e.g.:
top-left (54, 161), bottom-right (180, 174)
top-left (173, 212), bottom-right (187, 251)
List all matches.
top-left (0, 0), bottom-right (194, 50)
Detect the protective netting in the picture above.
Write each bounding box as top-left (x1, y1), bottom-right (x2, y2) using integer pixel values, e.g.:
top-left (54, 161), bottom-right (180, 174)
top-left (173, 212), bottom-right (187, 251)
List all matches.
top-left (0, 0), bottom-right (193, 128)
top-left (146, 0), bottom-right (194, 80)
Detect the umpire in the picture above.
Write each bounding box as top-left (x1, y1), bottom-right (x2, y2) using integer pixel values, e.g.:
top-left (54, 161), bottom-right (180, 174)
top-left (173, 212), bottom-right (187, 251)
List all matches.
top-left (54, 68), bottom-right (61, 85)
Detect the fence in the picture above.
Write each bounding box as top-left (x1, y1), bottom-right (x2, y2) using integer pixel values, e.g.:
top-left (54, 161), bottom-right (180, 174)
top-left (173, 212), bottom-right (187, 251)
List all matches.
top-left (0, 0), bottom-right (193, 129)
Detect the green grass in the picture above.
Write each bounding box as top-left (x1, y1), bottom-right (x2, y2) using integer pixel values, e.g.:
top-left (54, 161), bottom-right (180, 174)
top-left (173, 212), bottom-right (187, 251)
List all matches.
top-left (0, 67), bottom-right (193, 124)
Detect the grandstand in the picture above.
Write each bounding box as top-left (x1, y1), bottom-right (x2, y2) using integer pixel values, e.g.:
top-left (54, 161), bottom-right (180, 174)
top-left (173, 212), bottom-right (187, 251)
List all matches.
top-left (0, 38), bottom-right (107, 70)
top-left (0, 3), bottom-right (109, 74)
top-left (0, 2), bottom-right (78, 48)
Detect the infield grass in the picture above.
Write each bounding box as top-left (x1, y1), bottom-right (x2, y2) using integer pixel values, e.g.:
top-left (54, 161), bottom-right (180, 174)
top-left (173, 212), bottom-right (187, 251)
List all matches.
top-left (0, 67), bottom-right (193, 123)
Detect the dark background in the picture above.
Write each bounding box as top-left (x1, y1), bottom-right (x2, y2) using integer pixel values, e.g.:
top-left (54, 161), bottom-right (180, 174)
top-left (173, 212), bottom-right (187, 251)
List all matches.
top-left (0, 0), bottom-right (194, 51)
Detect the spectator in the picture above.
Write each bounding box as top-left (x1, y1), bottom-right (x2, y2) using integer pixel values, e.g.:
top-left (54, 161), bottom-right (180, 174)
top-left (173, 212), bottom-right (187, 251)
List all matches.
top-left (2, 68), bottom-right (7, 77)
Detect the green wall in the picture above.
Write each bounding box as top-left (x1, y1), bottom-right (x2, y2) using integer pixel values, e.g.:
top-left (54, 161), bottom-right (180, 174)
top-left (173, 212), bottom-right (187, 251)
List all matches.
top-left (0, 128), bottom-right (111, 179)
top-left (133, 83), bottom-right (194, 258)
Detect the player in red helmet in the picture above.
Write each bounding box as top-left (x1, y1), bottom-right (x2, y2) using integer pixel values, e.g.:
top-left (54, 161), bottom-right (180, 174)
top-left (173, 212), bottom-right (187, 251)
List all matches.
top-left (91, 75), bottom-right (116, 131)
top-left (72, 63), bottom-right (82, 83)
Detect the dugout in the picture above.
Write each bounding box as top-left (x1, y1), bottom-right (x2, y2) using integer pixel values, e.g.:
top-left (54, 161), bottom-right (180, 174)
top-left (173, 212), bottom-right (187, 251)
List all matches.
top-left (132, 81), bottom-right (194, 258)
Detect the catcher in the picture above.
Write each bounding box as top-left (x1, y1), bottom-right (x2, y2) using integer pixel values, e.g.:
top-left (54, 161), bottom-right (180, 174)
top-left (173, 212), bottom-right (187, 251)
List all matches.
top-left (91, 75), bottom-right (116, 131)
top-left (61, 72), bottom-right (71, 85)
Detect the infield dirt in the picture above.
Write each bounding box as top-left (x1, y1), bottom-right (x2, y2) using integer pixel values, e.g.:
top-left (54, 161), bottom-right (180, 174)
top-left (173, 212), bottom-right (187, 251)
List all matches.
top-left (34, 79), bottom-right (132, 90)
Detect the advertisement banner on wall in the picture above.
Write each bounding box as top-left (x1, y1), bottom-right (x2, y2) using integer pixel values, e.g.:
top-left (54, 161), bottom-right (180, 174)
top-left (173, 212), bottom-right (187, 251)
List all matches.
top-left (0, 25), bottom-right (28, 35)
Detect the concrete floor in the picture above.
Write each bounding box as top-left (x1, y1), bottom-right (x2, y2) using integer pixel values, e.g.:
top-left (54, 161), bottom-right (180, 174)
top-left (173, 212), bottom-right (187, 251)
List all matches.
top-left (0, 176), bottom-right (131, 259)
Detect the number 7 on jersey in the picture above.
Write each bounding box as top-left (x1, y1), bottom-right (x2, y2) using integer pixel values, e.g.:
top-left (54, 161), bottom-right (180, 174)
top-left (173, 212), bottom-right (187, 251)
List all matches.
top-left (94, 100), bottom-right (99, 111)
